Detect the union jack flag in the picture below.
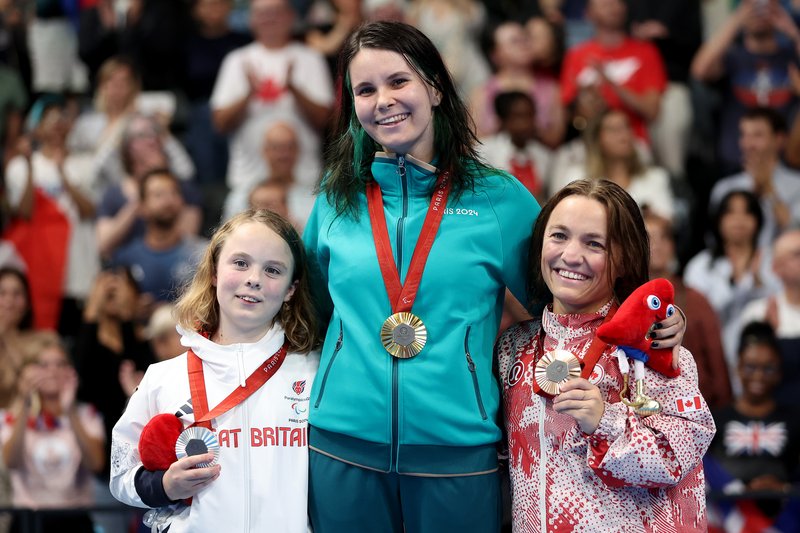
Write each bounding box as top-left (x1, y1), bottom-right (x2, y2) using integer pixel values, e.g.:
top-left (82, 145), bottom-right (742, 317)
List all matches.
top-left (723, 420), bottom-right (787, 457)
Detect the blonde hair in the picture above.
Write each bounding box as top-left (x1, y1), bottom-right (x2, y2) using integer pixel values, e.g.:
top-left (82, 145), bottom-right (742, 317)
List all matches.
top-left (95, 56), bottom-right (141, 113)
top-left (19, 330), bottom-right (68, 368)
top-left (174, 209), bottom-right (318, 353)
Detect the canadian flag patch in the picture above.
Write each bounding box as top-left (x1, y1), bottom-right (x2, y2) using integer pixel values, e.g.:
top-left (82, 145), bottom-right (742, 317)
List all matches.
top-left (675, 395), bottom-right (703, 413)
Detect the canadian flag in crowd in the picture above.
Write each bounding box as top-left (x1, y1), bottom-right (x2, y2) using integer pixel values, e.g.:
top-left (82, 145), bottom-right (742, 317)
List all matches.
top-left (676, 395), bottom-right (703, 413)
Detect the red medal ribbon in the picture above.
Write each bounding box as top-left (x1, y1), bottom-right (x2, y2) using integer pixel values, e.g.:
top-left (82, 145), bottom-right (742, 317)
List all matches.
top-left (532, 304), bottom-right (618, 398)
top-left (366, 172), bottom-right (450, 313)
top-left (187, 343), bottom-right (288, 430)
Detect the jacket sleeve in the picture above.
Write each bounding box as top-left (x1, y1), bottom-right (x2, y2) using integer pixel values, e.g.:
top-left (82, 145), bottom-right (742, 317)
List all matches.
top-left (488, 175), bottom-right (541, 305)
top-left (303, 194), bottom-right (334, 328)
top-left (584, 348), bottom-right (716, 489)
top-left (109, 366), bottom-right (159, 508)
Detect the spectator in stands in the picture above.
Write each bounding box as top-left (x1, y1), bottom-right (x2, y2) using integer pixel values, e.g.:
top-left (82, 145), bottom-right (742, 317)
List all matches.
top-left (68, 57), bottom-right (141, 186)
top-left (89, 101), bottom-right (195, 193)
top-left (0, 64), bottom-right (27, 167)
top-left (471, 20), bottom-right (565, 147)
top-left (477, 91), bottom-right (552, 202)
top-left (142, 302), bottom-right (181, 363)
top-left (628, 0), bottom-right (702, 180)
top-left (710, 107), bottom-right (800, 249)
top-left (691, 0), bottom-right (800, 175)
top-left (551, 109), bottom-right (675, 221)
top-left (1, 331), bottom-right (105, 533)
top-left (116, 302), bottom-right (182, 400)
top-left (706, 321), bottom-right (800, 523)
top-left (110, 169), bottom-right (206, 303)
top-left (73, 266), bottom-right (153, 475)
top-left (27, 0), bottom-right (88, 95)
top-left (249, 179), bottom-right (291, 216)
top-left (4, 96), bottom-right (100, 336)
top-left (407, 0), bottom-right (491, 98)
top-left (78, 0), bottom-right (191, 92)
top-left (0, 267), bottom-right (27, 531)
top-left (211, 0), bottom-right (334, 221)
top-left (560, 0), bottom-right (667, 148)
top-left (244, 121), bottom-right (314, 226)
top-left (182, 0), bottom-right (251, 187)
top-left (537, 0), bottom-right (592, 47)
top-left (0, 268), bottom-right (31, 408)
top-left (525, 15), bottom-right (565, 78)
top-left (95, 114), bottom-right (202, 259)
top-left (305, 0), bottom-right (363, 76)
top-left (684, 190), bottom-right (782, 389)
top-left (737, 228), bottom-right (800, 404)
top-left (645, 212), bottom-right (732, 409)
top-left (0, 0), bottom-right (31, 93)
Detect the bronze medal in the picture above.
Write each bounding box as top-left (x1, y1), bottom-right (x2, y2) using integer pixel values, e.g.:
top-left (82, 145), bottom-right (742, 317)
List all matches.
top-left (381, 312), bottom-right (427, 358)
top-left (534, 349), bottom-right (581, 396)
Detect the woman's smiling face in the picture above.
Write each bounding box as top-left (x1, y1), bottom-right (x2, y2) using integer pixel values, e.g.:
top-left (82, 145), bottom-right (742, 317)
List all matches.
top-left (541, 195), bottom-right (616, 314)
top-left (349, 48), bottom-right (441, 162)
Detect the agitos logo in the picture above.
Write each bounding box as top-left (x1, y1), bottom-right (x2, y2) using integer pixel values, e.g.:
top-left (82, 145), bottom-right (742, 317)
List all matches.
top-left (291, 380), bottom-right (306, 395)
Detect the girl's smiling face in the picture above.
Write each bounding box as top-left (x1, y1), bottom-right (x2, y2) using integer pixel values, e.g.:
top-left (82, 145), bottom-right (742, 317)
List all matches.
top-left (349, 48), bottom-right (441, 162)
top-left (214, 222), bottom-right (296, 344)
top-left (541, 195), bottom-right (616, 314)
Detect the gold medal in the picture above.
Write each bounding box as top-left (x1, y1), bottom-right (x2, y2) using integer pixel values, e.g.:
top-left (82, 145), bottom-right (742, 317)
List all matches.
top-left (380, 312), bottom-right (427, 358)
top-left (534, 349), bottom-right (581, 396)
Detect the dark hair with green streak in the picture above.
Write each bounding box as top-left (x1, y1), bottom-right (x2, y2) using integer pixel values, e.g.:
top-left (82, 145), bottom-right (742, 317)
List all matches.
top-left (321, 20), bottom-right (493, 218)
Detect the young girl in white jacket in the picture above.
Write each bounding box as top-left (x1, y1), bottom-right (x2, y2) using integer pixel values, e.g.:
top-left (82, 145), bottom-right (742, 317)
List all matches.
top-left (109, 209), bottom-right (320, 532)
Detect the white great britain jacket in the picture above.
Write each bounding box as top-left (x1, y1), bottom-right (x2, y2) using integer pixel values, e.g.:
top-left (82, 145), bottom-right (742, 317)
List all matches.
top-left (110, 324), bottom-right (319, 533)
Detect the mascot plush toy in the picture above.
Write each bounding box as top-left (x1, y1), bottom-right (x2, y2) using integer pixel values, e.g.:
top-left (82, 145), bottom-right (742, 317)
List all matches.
top-left (596, 277), bottom-right (680, 378)
top-left (138, 413), bottom-right (184, 471)
top-left (596, 278), bottom-right (681, 416)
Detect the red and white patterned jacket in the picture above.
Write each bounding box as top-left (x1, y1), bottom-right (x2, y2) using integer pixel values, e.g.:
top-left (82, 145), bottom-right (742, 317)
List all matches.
top-left (496, 304), bottom-right (715, 532)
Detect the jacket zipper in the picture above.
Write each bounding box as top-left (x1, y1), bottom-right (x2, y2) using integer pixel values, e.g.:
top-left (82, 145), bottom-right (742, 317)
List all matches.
top-left (464, 326), bottom-right (487, 420)
top-left (314, 320), bottom-right (343, 408)
top-left (391, 154), bottom-right (407, 471)
top-left (538, 397), bottom-right (547, 529)
top-left (240, 345), bottom-right (251, 531)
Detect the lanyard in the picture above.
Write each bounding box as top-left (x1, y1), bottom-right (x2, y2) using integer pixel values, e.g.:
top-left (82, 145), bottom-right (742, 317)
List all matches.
top-left (187, 343), bottom-right (288, 430)
top-left (366, 172), bottom-right (450, 313)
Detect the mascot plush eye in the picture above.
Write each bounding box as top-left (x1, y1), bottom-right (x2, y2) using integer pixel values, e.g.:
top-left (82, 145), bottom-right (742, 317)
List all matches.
top-left (666, 304), bottom-right (676, 317)
top-left (646, 295), bottom-right (661, 310)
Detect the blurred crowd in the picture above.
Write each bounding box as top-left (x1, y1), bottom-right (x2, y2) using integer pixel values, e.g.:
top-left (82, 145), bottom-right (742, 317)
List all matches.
top-left (0, 0), bottom-right (799, 531)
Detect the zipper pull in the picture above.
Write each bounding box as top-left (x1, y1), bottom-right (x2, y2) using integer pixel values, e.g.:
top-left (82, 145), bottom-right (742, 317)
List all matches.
top-left (397, 154), bottom-right (406, 179)
top-left (334, 322), bottom-right (343, 351)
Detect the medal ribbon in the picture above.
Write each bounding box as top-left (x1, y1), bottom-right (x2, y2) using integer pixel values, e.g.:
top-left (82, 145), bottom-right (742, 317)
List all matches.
top-left (187, 343), bottom-right (288, 429)
top-left (367, 172), bottom-right (450, 313)
top-left (532, 304), bottom-right (618, 398)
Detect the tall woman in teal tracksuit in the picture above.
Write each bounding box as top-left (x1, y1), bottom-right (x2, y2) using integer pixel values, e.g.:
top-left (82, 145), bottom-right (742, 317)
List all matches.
top-left (302, 21), bottom-right (677, 532)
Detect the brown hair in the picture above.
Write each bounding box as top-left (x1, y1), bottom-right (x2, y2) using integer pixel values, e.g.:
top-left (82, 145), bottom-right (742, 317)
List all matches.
top-left (584, 109), bottom-right (644, 180)
top-left (174, 209), bottom-right (318, 353)
top-left (526, 179), bottom-right (649, 313)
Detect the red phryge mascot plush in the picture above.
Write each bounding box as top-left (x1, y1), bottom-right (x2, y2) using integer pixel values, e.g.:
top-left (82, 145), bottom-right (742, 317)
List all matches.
top-left (596, 278), bottom-right (680, 378)
top-left (138, 413), bottom-right (184, 470)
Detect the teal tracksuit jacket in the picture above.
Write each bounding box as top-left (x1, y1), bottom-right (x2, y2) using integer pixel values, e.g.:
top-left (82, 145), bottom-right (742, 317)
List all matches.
top-left (303, 152), bottom-right (540, 475)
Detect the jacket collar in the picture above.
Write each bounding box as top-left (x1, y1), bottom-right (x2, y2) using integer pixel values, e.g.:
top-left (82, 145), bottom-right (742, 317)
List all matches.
top-left (371, 152), bottom-right (440, 198)
top-left (177, 324), bottom-right (286, 386)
